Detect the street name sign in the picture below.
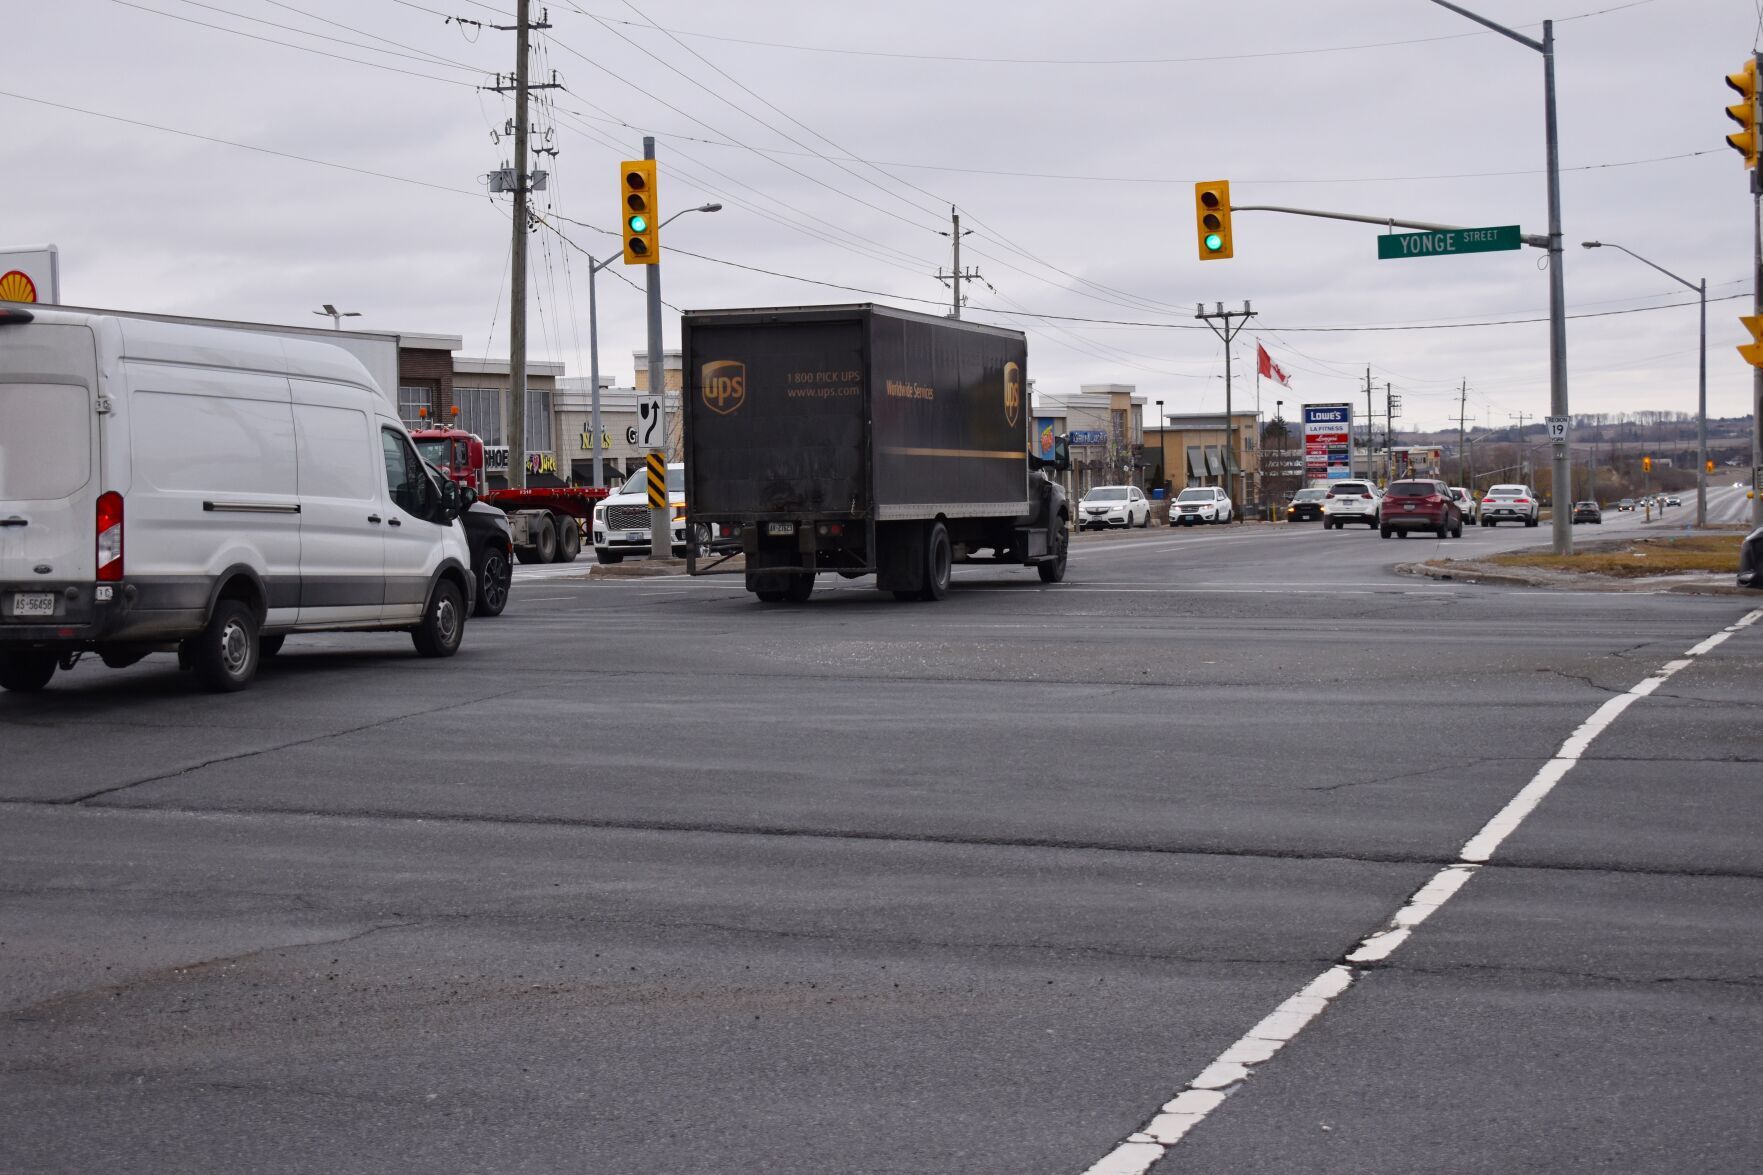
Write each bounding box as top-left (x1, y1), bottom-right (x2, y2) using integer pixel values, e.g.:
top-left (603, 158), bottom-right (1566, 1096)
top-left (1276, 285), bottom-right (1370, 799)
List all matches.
top-left (1377, 225), bottom-right (1522, 260)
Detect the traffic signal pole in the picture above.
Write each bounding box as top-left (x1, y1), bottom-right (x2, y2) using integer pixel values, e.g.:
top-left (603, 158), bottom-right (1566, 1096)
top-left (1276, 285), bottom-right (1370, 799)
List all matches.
top-left (643, 136), bottom-right (670, 559)
top-left (1754, 133), bottom-right (1763, 527)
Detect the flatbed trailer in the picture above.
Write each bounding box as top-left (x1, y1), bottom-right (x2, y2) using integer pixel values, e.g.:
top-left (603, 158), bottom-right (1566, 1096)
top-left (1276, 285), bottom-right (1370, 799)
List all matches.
top-left (411, 426), bottom-right (608, 564)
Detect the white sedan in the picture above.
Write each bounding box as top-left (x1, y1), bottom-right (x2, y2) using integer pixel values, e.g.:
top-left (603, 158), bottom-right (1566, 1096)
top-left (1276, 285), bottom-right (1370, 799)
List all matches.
top-left (1077, 485), bottom-right (1151, 529)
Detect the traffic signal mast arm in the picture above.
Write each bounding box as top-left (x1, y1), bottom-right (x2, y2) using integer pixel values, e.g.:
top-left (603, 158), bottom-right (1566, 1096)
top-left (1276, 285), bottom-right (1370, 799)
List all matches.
top-left (1226, 204), bottom-right (1551, 249)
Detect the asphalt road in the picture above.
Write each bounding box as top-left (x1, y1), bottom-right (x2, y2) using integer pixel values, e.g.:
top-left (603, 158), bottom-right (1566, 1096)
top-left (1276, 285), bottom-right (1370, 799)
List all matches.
top-left (3, 488), bottom-right (1759, 1174)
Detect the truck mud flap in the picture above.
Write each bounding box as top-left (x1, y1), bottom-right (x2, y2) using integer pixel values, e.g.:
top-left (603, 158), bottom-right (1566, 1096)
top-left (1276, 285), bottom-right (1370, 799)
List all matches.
top-left (874, 521), bottom-right (923, 593)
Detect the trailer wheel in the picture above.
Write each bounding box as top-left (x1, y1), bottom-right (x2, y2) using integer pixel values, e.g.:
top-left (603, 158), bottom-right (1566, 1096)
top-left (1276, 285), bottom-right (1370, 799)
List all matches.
top-left (918, 522), bottom-right (952, 601)
top-left (552, 513), bottom-right (580, 562)
top-left (531, 515), bottom-right (558, 563)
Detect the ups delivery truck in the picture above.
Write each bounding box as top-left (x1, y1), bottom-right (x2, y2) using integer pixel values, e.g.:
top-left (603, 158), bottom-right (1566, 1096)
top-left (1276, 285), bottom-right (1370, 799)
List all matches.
top-left (680, 304), bottom-right (1070, 603)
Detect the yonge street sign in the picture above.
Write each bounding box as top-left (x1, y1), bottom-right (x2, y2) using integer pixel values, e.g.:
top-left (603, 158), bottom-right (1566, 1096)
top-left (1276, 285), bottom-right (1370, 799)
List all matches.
top-left (1377, 225), bottom-right (1522, 260)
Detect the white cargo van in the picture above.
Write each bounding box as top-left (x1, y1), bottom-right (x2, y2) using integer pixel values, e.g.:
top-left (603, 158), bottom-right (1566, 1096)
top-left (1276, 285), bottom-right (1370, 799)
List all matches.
top-left (0, 306), bottom-right (475, 692)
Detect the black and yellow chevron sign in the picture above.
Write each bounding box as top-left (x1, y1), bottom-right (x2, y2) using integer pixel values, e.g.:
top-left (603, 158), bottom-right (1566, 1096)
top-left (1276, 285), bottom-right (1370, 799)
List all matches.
top-left (645, 451), bottom-right (667, 509)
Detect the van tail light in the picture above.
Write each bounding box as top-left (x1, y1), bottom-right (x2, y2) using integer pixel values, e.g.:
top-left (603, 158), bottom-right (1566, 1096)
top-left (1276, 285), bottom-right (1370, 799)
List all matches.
top-left (96, 491), bottom-right (124, 581)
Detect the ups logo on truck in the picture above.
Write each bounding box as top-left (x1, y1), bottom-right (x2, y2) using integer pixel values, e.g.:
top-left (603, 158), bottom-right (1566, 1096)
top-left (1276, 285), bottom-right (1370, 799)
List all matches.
top-left (702, 360), bottom-right (746, 415)
top-left (1003, 361), bottom-right (1022, 428)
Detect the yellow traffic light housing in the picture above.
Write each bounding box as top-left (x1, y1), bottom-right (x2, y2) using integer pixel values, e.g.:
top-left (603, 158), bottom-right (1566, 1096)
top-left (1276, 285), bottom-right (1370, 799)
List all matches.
top-left (1194, 181), bottom-right (1233, 260)
top-left (1741, 315), bottom-right (1763, 367)
top-left (1642, 455), bottom-right (1653, 473)
top-left (1707, 458), bottom-right (1718, 474)
top-left (621, 160), bottom-right (659, 264)
top-left (1727, 60), bottom-right (1759, 168)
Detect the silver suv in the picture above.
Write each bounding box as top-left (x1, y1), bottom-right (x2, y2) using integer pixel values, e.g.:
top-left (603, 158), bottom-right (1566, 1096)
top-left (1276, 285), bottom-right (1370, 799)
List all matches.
top-left (1322, 479), bottom-right (1382, 529)
top-left (1478, 483), bottom-right (1541, 528)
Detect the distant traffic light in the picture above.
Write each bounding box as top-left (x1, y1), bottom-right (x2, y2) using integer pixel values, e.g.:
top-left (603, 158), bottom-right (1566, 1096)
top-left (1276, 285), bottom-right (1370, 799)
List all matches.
top-left (1727, 60), bottom-right (1759, 168)
top-left (621, 160), bottom-right (659, 264)
top-left (1707, 458), bottom-right (1718, 474)
top-left (1642, 455), bottom-right (1653, 473)
top-left (1194, 181), bottom-right (1233, 260)
top-left (1741, 315), bottom-right (1763, 367)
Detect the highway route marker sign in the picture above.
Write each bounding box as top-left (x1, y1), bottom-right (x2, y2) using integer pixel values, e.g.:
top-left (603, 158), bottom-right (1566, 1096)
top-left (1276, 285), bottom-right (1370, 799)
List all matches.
top-left (1545, 415), bottom-right (1569, 443)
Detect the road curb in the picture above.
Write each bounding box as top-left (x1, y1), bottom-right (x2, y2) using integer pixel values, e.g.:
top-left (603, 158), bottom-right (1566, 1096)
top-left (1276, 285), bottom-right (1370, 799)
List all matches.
top-left (1399, 559), bottom-right (1750, 595)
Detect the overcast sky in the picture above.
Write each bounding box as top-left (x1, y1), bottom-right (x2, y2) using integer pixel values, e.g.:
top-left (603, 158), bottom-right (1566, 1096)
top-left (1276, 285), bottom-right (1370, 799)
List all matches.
top-left (6, 0), bottom-right (1759, 430)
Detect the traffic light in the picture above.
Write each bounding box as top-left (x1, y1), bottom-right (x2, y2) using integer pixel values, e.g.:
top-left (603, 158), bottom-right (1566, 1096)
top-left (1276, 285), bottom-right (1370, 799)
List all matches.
top-left (1727, 60), bottom-right (1759, 168)
top-left (1194, 181), bottom-right (1233, 260)
top-left (1741, 315), bottom-right (1763, 366)
top-left (620, 160), bottom-right (658, 264)
top-left (1707, 458), bottom-right (1718, 474)
top-left (1642, 455), bottom-right (1652, 473)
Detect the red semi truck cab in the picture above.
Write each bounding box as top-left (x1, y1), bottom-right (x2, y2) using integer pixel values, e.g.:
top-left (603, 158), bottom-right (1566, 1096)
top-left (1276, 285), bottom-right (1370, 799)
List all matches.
top-left (410, 426), bottom-right (487, 494)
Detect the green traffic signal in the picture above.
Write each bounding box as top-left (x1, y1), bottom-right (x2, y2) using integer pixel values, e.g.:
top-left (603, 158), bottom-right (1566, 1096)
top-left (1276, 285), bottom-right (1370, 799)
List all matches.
top-left (628, 214), bottom-right (649, 233)
top-left (1204, 233), bottom-right (1224, 252)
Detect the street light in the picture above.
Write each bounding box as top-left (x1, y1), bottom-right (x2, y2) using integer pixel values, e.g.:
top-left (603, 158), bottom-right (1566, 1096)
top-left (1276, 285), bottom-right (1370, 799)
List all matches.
top-left (586, 202), bottom-right (721, 486)
top-left (1581, 240), bottom-right (1707, 526)
top-left (312, 303), bottom-right (360, 329)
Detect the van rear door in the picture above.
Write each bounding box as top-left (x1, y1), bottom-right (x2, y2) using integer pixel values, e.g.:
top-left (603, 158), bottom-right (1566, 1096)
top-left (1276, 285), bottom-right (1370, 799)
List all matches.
top-left (0, 318), bottom-right (100, 620)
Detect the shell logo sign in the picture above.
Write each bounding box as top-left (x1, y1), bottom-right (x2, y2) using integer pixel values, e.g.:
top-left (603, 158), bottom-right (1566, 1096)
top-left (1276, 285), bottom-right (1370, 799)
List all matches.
top-left (0, 270), bottom-right (37, 303)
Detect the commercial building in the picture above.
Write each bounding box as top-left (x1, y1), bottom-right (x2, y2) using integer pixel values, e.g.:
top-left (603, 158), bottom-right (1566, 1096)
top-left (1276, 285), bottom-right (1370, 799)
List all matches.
top-left (1145, 411), bottom-right (1261, 502)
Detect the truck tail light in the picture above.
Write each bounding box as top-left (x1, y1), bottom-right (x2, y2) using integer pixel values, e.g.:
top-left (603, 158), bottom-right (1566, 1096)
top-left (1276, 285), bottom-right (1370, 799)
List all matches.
top-left (96, 491), bottom-right (124, 581)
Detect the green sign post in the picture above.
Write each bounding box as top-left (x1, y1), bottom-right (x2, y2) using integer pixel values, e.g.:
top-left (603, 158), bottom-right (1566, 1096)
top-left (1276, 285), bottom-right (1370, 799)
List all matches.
top-left (1377, 225), bottom-right (1523, 260)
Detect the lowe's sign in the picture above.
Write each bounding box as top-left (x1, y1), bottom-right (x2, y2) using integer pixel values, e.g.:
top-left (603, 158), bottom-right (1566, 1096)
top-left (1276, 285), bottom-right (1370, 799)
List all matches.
top-left (1302, 403), bottom-right (1354, 481)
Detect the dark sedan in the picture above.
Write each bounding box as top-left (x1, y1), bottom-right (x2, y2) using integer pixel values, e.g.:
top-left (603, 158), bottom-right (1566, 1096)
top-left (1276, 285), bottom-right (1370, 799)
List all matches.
top-left (1571, 500), bottom-right (1602, 524)
top-left (1285, 487), bottom-right (1328, 522)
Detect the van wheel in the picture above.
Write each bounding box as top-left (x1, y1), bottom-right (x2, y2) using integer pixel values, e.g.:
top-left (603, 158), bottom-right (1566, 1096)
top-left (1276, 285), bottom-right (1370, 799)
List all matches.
top-left (919, 522), bottom-right (953, 601)
top-left (188, 600), bottom-right (259, 692)
top-left (411, 579), bottom-right (465, 658)
top-left (552, 514), bottom-right (580, 562)
top-left (259, 634), bottom-right (286, 658)
top-left (475, 544), bottom-right (511, 617)
top-left (0, 650), bottom-right (58, 693)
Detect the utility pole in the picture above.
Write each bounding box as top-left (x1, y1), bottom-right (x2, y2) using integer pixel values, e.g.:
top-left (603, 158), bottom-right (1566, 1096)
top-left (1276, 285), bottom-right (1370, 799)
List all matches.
top-left (1457, 380), bottom-right (1469, 485)
top-left (1198, 302), bottom-right (1255, 518)
top-left (1385, 382), bottom-right (1398, 482)
top-left (1364, 368), bottom-right (1375, 481)
top-left (489, 1), bottom-right (557, 490)
top-left (1754, 84), bottom-right (1763, 527)
top-left (938, 207), bottom-right (981, 319)
top-left (1510, 411), bottom-right (1532, 484)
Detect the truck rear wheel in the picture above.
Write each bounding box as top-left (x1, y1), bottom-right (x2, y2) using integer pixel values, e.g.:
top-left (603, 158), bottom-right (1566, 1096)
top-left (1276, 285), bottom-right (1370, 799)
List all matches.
top-left (784, 575), bottom-right (815, 603)
top-left (532, 516), bottom-right (558, 563)
top-left (919, 522), bottom-right (952, 601)
top-left (552, 513), bottom-right (580, 562)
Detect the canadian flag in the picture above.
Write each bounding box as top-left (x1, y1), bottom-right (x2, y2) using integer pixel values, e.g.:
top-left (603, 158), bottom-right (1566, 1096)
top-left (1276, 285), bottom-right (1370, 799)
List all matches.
top-left (1256, 342), bottom-right (1291, 387)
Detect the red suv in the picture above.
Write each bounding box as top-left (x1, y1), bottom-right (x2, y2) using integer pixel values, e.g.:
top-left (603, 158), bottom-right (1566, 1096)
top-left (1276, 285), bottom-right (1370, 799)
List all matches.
top-left (1380, 478), bottom-right (1464, 540)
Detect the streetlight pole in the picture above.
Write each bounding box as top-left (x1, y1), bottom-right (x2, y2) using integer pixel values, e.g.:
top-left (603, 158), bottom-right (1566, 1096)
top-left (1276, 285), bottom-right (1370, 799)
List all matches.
top-left (1430, 0), bottom-right (1571, 555)
top-left (585, 201), bottom-right (720, 488)
top-left (1581, 241), bottom-right (1707, 526)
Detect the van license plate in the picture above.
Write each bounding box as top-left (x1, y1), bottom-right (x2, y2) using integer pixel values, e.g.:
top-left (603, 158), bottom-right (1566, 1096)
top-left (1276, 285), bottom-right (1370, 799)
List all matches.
top-left (12, 593), bottom-right (54, 617)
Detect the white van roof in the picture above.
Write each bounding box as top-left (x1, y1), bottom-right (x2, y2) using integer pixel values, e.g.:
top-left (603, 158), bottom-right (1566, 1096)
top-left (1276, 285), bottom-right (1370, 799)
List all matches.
top-left (18, 307), bottom-right (380, 394)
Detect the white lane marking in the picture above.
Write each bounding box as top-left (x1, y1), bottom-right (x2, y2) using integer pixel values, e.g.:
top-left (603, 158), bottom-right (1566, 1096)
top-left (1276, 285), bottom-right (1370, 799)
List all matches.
top-left (1079, 606), bottom-right (1763, 1175)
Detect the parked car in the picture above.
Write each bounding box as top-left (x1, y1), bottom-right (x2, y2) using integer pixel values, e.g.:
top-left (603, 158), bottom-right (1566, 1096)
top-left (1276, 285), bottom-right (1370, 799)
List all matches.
top-left (1479, 484), bottom-right (1541, 528)
top-left (1077, 485), bottom-right (1150, 530)
top-left (1170, 485), bottom-right (1234, 525)
top-left (1285, 487), bottom-right (1328, 522)
top-left (1322, 479), bottom-right (1382, 529)
top-left (1380, 478), bottom-right (1463, 539)
top-left (1571, 500), bottom-right (1603, 525)
top-left (1617, 498), bottom-right (1636, 511)
top-left (0, 306), bottom-right (474, 694)
top-left (1450, 486), bottom-right (1476, 524)
top-left (1740, 525), bottom-right (1763, 588)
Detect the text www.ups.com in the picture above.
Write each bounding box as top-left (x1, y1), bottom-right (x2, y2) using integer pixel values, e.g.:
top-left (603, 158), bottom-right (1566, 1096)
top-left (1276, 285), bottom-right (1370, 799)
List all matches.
top-left (787, 371), bottom-right (862, 399)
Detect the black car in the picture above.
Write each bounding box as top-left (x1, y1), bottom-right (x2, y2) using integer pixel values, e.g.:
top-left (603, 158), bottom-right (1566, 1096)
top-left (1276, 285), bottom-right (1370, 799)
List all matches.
top-left (1285, 487), bottom-right (1328, 522)
top-left (1740, 525), bottom-right (1763, 589)
top-left (460, 500), bottom-right (515, 617)
top-left (1571, 500), bottom-right (1602, 524)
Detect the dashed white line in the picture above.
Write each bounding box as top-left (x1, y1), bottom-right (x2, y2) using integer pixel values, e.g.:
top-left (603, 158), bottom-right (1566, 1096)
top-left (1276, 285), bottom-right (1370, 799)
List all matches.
top-left (1078, 606), bottom-right (1763, 1175)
